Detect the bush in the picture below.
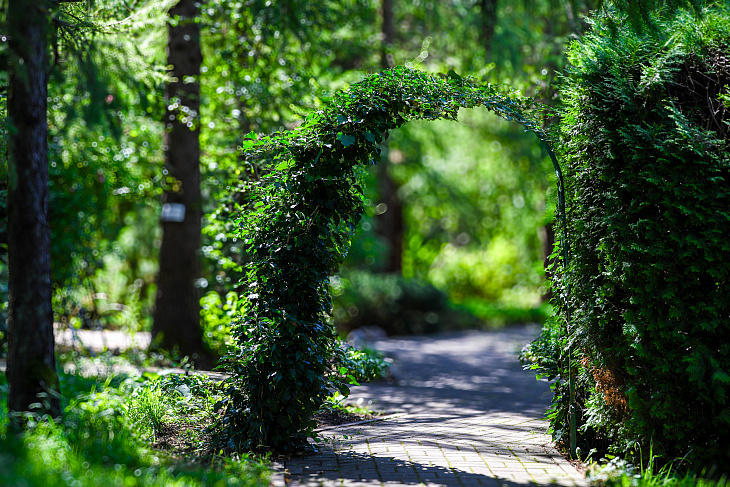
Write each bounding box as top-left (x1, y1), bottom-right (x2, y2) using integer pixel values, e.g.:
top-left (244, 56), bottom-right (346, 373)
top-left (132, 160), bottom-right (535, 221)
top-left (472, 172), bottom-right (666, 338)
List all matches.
top-left (337, 341), bottom-right (391, 383)
top-left (331, 270), bottom-right (478, 336)
top-left (535, 5), bottom-right (730, 471)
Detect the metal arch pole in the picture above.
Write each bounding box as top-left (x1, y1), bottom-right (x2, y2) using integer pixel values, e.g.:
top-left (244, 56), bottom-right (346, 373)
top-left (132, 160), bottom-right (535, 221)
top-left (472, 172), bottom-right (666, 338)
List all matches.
top-left (544, 144), bottom-right (577, 460)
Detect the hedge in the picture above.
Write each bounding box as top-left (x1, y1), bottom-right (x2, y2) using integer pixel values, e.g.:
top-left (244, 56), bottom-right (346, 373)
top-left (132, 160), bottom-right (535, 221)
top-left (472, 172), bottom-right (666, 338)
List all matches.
top-left (525, 5), bottom-right (730, 471)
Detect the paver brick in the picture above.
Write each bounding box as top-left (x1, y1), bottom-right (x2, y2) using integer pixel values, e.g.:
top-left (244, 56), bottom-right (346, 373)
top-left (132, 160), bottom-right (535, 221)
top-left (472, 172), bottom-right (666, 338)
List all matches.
top-left (274, 328), bottom-right (586, 487)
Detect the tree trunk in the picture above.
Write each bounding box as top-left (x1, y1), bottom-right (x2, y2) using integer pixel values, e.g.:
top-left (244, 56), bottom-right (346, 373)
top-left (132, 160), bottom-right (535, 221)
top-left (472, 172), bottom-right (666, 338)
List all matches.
top-left (376, 0), bottom-right (404, 274)
top-left (6, 0), bottom-right (61, 420)
top-left (153, 0), bottom-right (207, 361)
top-left (380, 0), bottom-right (395, 69)
top-left (376, 154), bottom-right (404, 274)
top-left (541, 221), bottom-right (556, 302)
top-left (480, 0), bottom-right (498, 58)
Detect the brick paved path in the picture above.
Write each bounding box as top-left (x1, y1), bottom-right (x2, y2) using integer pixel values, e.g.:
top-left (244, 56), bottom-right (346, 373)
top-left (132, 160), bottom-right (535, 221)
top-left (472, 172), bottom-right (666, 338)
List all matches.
top-left (271, 325), bottom-right (586, 487)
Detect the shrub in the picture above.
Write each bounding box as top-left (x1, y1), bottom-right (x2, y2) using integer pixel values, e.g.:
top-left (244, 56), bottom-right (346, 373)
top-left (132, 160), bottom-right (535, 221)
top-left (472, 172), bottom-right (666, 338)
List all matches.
top-left (536, 5), bottom-right (730, 471)
top-left (331, 270), bottom-right (478, 336)
top-left (337, 341), bottom-right (391, 383)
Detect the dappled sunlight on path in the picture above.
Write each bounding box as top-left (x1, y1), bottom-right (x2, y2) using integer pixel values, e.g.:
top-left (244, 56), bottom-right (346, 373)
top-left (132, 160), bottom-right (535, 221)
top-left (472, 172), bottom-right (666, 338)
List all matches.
top-left (272, 326), bottom-right (585, 487)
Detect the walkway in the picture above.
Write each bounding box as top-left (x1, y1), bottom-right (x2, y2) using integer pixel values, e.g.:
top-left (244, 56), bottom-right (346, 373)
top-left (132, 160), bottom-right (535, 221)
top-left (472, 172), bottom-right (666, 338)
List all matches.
top-left (270, 326), bottom-right (586, 487)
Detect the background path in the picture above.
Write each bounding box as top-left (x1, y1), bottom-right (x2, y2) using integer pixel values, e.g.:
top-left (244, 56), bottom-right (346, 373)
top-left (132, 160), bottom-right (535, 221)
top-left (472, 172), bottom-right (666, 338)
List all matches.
top-left (271, 325), bottom-right (585, 487)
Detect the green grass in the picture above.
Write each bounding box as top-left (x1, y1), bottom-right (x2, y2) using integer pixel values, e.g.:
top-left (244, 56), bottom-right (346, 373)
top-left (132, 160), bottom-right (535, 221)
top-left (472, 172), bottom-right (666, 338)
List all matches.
top-left (589, 455), bottom-right (728, 487)
top-left (0, 357), bottom-right (270, 487)
top-left (0, 337), bottom-right (393, 485)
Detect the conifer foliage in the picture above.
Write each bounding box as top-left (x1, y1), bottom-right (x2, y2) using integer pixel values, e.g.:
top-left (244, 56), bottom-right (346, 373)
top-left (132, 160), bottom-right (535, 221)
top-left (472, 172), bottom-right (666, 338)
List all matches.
top-left (543, 5), bottom-right (730, 470)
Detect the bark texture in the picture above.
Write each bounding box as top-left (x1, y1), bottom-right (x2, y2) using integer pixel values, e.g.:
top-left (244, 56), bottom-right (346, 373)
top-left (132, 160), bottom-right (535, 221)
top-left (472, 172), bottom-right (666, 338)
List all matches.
top-left (480, 0), bottom-right (498, 58)
top-left (377, 0), bottom-right (404, 274)
top-left (380, 0), bottom-right (395, 69)
top-left (6, 0), bottom-right (61, 418)
top-left (153, 0), bottom-right (207, 359)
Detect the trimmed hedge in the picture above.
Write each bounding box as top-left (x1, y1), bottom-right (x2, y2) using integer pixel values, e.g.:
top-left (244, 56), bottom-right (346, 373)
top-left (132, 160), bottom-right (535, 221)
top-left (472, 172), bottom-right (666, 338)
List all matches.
top-left (533, 6), bottom-right (730, 470)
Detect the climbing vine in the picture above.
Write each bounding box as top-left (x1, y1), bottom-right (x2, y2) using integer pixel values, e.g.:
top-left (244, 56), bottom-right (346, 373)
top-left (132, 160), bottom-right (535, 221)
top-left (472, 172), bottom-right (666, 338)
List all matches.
top-left (216, 66), bottom-right (564, 452)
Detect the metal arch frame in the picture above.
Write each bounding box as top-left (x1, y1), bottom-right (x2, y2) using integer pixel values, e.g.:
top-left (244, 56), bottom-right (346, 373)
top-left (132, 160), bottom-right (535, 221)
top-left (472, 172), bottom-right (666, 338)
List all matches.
top-left (544, 145), bottom-right (577, 459)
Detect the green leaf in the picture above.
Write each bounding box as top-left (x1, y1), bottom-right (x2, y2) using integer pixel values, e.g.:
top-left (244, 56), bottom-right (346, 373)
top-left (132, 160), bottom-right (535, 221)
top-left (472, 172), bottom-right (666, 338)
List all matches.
top-left (337, 133), bottom-right (356, 147)
top-left (713, 371), bottom-right (730, 385)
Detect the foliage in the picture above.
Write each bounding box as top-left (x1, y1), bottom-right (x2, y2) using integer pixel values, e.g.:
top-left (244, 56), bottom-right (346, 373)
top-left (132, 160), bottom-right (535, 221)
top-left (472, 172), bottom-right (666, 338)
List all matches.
top-left (363, 109), bottom-right (555, 310)
top-left (337, 341), bottom-right (391, 384)
top-left (0, 265), bottom-right (6, 359)
top-left (524, 5), bottom-right (730, 472)
top-left (198, 0), bottom-right (584, 331)
top-left (198, 0), bottom-right (371, 295)
top-left (200, 290), bottom-right (239, 354)
top-left (588, 450), bottom-right (728, 487)
top-left (321, 391), bottom-right (376, 418)
top-left (44, 0), bottom-right (167, 290)
top-left (0, 0), bottom-right (168, 342)
top-left (597, 0), bottom-right (708, 33)
top-left (126, 381), bottom-right (169, 440)
top-left (331, 270), bottom-right (478, 335)
top-left (0, 368), bottom-right (270, 486)
top-left (216, 66), bottom-right (560, 452)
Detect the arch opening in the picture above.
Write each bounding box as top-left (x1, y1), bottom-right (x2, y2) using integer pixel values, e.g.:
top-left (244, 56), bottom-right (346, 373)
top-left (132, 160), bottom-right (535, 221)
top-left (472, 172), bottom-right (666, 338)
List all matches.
top-left (216, 66), bottom-right (568, 452)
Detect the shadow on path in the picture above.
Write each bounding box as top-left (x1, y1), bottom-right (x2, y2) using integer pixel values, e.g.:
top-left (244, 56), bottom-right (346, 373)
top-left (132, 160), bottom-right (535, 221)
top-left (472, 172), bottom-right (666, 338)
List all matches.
top-left (274, 326), bottom-right (585, 487)
top-left (288, 448), bottom-right (568, 487)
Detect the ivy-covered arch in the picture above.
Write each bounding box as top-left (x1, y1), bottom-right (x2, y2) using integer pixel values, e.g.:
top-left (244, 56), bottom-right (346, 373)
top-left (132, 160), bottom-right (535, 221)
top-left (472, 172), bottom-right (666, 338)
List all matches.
top-left (217, 67), bottom-right (567, 452)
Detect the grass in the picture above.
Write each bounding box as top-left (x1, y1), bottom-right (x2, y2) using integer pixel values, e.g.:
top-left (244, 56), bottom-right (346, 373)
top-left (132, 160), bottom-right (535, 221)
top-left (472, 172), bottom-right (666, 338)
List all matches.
top-left (588, 454), bottom-right (728, 487)
top-left (0, 339), bottom-right (392, 486)
top-left (0, 355), bottom-right (270, 487)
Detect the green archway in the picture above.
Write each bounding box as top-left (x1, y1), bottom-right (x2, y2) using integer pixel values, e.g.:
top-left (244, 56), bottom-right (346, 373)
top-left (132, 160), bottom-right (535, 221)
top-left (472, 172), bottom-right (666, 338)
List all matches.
top-left (216, 67), bottom-right (568, 452)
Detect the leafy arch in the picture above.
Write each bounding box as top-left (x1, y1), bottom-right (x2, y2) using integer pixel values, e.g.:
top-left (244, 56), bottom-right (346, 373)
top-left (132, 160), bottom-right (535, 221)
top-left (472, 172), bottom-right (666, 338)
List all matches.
top-left (217, 66), bottom-right (566, 452)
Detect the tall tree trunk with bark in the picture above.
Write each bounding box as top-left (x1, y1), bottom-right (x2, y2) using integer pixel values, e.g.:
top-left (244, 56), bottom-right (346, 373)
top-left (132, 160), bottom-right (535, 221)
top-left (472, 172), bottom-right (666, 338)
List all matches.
top-left (153, 0), bottom-right (207, 360)
top-left (376, 0), bottom-right (404, 274)
top-left (480, 0), bottom-right (498, 58)
top-left (6, 0), bottom-right (60, 420)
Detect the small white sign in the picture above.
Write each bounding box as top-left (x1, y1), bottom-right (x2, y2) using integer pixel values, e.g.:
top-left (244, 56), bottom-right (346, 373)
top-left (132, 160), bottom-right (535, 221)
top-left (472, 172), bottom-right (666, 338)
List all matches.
top-left (161, 203), bottom-right (186, 222)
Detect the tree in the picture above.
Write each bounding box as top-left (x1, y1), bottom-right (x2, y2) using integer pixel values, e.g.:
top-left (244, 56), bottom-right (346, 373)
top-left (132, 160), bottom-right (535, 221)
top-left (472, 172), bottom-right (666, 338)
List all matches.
top-left (375, 0), bottom-right (405, 274)
top-left (5, 0), bottom-right (60, 419)
top-left (479, 0), bottom-right (498, 58)
top-left (152, 0), bottom-right (208, 360)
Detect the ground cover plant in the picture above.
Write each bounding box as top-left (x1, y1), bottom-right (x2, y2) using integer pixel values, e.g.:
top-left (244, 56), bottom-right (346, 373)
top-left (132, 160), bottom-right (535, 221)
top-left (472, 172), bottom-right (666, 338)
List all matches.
top-left (0, 360), bottom-right (271, 487)
top-left (588, 452), bottom-right (729, 487)
top-left (0, 331), bottom-right (388, 486)
top-left (523, 3), bottom-right (730, 475)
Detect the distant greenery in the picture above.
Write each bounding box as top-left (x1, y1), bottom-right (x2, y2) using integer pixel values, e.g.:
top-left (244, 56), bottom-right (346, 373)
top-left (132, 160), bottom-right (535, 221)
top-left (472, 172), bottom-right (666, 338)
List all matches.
top-left (331, 270), bottom-right (479, 335)
top-left (382, 110), bottom-right (554, 307)
top-left (523, 4), bottom-right (730, 474)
